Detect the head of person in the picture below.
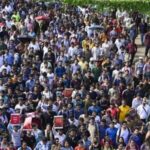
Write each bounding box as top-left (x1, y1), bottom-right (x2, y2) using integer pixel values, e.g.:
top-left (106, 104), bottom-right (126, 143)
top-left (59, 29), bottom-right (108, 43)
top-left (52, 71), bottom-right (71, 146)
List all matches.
top-left (136, 93), bottom-right (141, 99)
top-left (121, 100), bottom-right (126, 106)
top-left (22, 142), bottom-right (28, 149)
top-left (122, 121), bottom-right (127, 129)
top-left (26, 131), bottom-right (32, 137)
top-left (32, 124), bottom-right (38, 130)
top-left (101, 119), bottom-right (106, 126)
top-left (139, 57), bottom-right (143, 62)
top-left (78, 140), bottom-right (84, 147)
top-left (55, 138), bottom-right (59, 145)
top-left (64, 140), bottom-right (70, 148)
top-left (2, 136), bottom-right (7, 144)
top-left (7, 142), bottom-right (14, 150)
top-left (104, 141), bottom-right (111, 148)
top-left (42, 137), bottom-right (47, 144)
top-left (110, 103), bottom-right (115, 109)
top-left (69, 129), bottom-right (76, 137)
top-left (133, 128), bottom-right (139, 135)
top-left (142, 97), bottom-right (147, 105)
top-left (13, 126), bottom-right (19, 132)
top-left (89, 117), bottom-right (95, 125)
top-left (109, 122), bottom-right (114, 128)
top-left (118, 137), bottom-right (125, 144)
top-left (129, 140), bottom-right (136, 147)
top-left (127, 83), bottom-right (132, 89)
top-left (117, 143), bottom-right (124, 150)
top-left (46, 124), bottom-right (52, 130)
top-left (58, 129), bottom-right (63, 135)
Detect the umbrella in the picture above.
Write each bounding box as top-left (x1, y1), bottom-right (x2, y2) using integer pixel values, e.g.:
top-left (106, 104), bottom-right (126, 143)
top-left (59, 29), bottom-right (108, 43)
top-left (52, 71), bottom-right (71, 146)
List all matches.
top-left (17, 36), bottom-right (33, 43)
top-left (35, 16), bottom-right (49, 21)
top-left (88, 25), bottom-right (105, 37)
top-left (89, 25), bottom-right (104, 31)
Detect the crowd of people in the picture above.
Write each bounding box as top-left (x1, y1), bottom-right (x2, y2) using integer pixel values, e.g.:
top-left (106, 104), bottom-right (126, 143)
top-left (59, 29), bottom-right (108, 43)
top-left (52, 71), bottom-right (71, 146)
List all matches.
top-left (0, 0), bottom-right (150, 150)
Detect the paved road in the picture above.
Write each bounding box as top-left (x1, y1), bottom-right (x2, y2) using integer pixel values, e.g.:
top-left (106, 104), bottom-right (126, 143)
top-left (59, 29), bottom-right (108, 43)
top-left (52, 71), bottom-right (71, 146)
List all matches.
top-left (135, 35), bottom-right (145, 62)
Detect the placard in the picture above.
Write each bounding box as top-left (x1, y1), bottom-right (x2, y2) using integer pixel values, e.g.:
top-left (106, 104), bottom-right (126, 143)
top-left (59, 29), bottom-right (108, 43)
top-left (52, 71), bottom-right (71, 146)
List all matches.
top-left (54, 116), bottom-right (63, 129)
top-left (10, 114), bottom-right (21, 125)
top-left (63, 88), bottom-right (73, 98)
top-left (23, 117), bottom-right (32, 130)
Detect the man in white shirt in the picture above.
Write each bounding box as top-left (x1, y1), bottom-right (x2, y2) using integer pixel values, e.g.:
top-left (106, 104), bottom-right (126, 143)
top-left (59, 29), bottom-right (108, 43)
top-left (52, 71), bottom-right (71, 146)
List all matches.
top-left (4, 4), bottom-right (13, 13)
top-left (52, 128), bottom-right (66, 146)
top-left (68, 43), bottom-right (76, 58)
top-left (40, 60), bottom-right (52, 74)
top-left (102, 40), bottom-right (110, 55)
top-left (91, 43), bottom-right (100, 60)
top-left (68, 116), bottom-right (79, 127)
top-left (137, 97), bottom-right (150, 123)
top-left (116, 121), bottom-right (131, 145)
top-left (34, 137), bottom-right (51, 150)
top-left (42, 42), bottom-right (49, 57)
top-left (28, 40), bottom-right (40, 52)
top-left (15, 98), bottom-right (27, 114)
top-left (47, 68), bottom-right (55, 90)
top-left (6, 18), bottom-right (14, 29)
top-left (0, 63), bottom-right (11, 74)
top-left (132, 93), bottom-right (143, 109)
top-left (115, 37), bottom-right (125, 52)
top-left (10, 126), bottom-right (22, 148)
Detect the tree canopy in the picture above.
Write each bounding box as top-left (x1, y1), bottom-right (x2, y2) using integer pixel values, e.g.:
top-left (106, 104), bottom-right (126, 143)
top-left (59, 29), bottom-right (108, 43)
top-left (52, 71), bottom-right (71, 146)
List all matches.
top-left (34, 0), bottom-right (150, 15)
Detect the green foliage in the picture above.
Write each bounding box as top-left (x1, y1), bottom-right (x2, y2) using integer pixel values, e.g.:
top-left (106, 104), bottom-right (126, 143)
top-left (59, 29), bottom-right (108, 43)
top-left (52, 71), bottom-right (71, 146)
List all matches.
top-left (33, 0), bottom-right (150, 15)
top-left (63, 0), bottom-right (150, 14)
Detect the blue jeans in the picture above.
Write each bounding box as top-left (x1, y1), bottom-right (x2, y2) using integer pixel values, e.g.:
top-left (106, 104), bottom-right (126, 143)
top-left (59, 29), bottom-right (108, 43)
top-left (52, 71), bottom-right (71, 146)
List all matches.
top-left (140, 33), bottom-right (145, 45)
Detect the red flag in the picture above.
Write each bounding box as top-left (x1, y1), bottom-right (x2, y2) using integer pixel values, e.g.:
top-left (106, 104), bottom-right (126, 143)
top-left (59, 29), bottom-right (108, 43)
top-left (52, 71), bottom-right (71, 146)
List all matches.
top-left (23, 117), bottom-right (32, 130)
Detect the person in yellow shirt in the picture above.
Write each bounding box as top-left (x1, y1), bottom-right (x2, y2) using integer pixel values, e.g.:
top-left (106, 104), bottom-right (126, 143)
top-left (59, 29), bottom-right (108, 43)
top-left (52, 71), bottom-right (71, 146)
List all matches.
top-left (88, 38), bottom-right (94, 49)
top-left (82, 37), bottom-right (89, 50)
top-left (119, 100), bottom-right (130, 122)
top-left (78, 56), bottom-right (88, 72)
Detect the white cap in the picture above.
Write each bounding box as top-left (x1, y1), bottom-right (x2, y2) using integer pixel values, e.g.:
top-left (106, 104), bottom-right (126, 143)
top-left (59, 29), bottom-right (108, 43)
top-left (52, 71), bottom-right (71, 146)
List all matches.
top-left (139, 57), bottom-right (143, 59)
top-left (90, 57), bottom-right (95, 61)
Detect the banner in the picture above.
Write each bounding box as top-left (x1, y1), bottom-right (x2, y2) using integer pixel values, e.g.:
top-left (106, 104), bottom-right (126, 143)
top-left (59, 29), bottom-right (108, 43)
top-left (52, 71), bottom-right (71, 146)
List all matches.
top-left (10, 114), bottom-right (21, 125)
top-left (54, 116), bottom-right (63, 129)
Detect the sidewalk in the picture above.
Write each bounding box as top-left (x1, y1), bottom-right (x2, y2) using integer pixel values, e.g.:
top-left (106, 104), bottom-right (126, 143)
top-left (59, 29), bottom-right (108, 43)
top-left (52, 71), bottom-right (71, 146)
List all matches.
top-left (135, 35), bottom-right (145, 62)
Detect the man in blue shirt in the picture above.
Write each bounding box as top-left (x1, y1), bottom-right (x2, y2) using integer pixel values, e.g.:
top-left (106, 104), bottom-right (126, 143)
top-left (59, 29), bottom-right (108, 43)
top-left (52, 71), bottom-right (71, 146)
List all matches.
top-left (4, 51), bottom-right (14, 66)
top-left (130, 128), bottom-right (142, 147)
top-left (55, 61), bottom-right (66, 78)
top-left (88, 101), bottom-right (101, 115)
top-left (25, 75), bottom-right (35, 91)
top-left (105, 122), bottom-right (118, 146)
top-left (34, 137), bottom-right (51, 150)
top-left (99, 119), bottom-right (108, 140)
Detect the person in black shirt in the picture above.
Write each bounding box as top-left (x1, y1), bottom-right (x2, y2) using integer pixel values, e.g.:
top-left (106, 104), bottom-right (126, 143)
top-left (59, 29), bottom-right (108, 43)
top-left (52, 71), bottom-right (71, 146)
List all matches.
top-left (22, 131), bottom-right (36, 149)
top-left (122, 84), bottom-right (135, 107)
top-left (0, 27), bottom-right (9, 40)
